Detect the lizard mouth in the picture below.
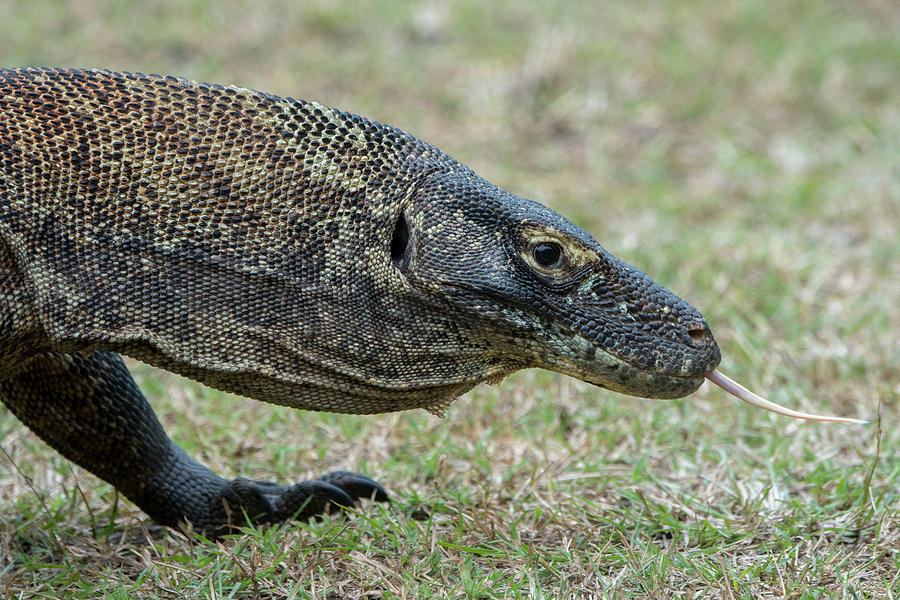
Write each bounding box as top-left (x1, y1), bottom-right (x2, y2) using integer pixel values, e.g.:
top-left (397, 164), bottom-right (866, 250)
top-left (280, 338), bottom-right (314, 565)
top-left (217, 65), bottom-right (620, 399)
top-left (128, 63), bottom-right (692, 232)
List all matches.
top-left (593, 369), bottom-right (706, 400)
top-left (549, 337), bottom-right (710, 400)
top-left (576, 328), bottom-right (720, 399)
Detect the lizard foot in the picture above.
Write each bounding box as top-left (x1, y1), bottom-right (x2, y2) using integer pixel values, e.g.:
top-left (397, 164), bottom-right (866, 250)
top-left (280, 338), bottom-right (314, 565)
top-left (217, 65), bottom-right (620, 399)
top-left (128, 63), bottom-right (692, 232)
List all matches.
top-left (210, 471), bottom-right (389, 536)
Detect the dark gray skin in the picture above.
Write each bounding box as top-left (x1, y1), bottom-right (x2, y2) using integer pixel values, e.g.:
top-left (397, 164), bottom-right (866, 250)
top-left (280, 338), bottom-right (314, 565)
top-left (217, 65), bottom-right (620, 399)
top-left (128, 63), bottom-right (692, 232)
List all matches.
top-left (0, 69), bottom-right (720, 537)
top-left (407, 170), bottom-right (719, 400)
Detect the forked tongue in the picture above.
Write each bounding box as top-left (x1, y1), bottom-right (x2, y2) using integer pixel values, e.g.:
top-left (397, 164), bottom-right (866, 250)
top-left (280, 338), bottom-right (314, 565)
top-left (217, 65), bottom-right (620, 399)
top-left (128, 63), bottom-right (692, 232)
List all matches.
top-left (705, 370), bottom-right (868, 424)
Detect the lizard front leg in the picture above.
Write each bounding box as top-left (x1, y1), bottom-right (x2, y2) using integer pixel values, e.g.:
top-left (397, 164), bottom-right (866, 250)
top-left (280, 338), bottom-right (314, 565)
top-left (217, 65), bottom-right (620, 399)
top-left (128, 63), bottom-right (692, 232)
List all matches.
top-left (0, 351), bottom-right (388, 537)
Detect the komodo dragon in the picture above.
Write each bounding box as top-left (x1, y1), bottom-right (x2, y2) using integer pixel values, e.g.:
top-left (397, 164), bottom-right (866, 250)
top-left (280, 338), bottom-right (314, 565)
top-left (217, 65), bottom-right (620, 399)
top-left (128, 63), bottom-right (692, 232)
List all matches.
top-left (0, 68), bottom-right (860, 537)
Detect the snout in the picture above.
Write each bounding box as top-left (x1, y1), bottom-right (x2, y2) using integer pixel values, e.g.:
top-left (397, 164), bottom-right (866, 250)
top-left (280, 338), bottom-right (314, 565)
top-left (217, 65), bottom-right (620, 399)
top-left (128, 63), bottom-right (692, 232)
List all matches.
top-left (680, 319), bottom-right (721, 377)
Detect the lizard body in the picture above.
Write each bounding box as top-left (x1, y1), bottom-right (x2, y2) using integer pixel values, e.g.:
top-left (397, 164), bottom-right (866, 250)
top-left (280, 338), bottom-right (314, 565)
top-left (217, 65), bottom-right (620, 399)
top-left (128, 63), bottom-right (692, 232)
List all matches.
top-left (0, 68), bottom-right (720, 535)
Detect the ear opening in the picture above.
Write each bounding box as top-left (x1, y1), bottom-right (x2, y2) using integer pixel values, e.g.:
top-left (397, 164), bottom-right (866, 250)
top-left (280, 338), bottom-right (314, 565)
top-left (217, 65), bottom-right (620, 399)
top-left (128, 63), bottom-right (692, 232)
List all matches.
top-left (390, 213), bottom-right (412, 272)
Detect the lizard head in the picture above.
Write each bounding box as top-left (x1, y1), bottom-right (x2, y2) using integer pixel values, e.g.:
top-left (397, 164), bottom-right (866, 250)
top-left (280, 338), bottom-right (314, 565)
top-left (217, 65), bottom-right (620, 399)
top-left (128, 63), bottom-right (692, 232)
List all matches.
top-left (399, 169), bottom-right (721, 400)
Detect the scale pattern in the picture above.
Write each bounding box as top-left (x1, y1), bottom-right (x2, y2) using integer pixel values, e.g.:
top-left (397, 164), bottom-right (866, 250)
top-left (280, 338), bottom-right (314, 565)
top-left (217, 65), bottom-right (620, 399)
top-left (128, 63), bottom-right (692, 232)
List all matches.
top-left (0, 69), bottom-right (720, 534)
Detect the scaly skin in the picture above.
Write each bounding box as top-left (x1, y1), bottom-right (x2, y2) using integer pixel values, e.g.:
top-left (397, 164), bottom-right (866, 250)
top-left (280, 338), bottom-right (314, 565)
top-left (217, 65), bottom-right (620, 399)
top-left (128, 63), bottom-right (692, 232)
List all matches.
top-left (0, 68), bottom-right (720, 536)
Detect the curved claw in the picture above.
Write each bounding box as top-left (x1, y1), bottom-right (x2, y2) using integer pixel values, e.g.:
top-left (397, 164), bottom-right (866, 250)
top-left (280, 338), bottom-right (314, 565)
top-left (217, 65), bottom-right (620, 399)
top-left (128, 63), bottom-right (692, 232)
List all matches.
top-left (319, 470), bottom-right (391, 503)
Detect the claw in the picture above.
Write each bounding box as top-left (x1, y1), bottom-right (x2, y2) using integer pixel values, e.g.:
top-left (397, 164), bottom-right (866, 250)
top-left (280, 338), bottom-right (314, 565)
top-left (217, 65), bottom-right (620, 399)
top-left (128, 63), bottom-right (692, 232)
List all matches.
top-left (319, 470), bottom-right (390, 503)
top-left (705, 370), bottom-right (868, 424)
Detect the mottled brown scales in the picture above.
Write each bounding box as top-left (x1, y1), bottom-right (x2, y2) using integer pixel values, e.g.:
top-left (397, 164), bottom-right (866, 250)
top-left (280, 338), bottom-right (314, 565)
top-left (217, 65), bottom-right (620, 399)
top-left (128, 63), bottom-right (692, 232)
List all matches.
top-left (0, 68), bottom-right (719, 535)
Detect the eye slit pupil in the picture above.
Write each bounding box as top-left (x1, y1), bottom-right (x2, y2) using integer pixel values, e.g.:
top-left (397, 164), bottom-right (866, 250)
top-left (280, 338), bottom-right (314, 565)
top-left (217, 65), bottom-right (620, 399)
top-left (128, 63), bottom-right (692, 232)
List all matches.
top-left (533, 243), bottom-right (562, 268)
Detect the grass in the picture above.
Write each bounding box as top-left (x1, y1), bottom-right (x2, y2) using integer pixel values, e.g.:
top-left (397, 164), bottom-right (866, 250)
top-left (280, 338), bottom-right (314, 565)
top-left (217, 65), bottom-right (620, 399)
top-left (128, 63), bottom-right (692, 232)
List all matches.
top-left (1, 0), bottom-right (899, 598)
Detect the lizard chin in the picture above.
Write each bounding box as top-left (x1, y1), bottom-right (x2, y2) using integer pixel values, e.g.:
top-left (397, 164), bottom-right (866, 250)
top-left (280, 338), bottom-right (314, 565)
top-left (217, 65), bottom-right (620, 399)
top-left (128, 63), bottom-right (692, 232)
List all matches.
top-left (529, 332), bottom-right (712, 400)
top-left (586, 370), bottom-right (707, 400)
top-left (534, 342), bottom-right (707, 400)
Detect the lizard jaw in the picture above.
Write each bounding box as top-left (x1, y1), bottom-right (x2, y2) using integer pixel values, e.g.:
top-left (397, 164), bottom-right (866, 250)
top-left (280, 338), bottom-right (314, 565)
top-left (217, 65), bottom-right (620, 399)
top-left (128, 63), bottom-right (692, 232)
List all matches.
top-left (542, 339), bottom-right (708, 399)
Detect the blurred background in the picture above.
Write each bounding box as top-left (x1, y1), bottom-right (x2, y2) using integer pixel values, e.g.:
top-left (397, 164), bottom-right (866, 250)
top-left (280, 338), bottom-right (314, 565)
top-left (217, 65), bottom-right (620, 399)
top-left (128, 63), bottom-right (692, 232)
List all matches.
top-left (1, 1), bottom-right (898, 596)
top-left (3, 1), bottom-right (896, 305)
top-left (4, 0), bottom-right (892, 429)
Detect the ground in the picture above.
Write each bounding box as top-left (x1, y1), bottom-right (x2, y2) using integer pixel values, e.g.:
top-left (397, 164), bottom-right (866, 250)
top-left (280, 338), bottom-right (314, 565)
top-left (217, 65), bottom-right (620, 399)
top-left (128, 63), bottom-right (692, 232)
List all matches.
top-left (1, 1), bottom-right (898, 598)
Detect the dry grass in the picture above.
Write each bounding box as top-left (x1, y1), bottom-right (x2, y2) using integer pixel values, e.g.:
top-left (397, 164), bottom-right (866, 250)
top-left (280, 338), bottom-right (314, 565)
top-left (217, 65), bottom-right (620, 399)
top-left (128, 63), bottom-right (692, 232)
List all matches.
top-left (2, 1), bottom-right (899, 598)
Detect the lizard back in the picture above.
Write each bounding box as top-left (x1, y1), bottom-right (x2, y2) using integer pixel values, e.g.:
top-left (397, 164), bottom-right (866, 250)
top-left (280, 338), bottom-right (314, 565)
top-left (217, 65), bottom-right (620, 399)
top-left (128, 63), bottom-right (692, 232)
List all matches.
top-left (0, 68), bottom-right (492, 414)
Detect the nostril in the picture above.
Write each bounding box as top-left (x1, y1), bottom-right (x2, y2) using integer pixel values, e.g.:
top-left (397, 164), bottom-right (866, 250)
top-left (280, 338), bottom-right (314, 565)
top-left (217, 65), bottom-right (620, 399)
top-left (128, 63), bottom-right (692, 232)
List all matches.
top-left (687, 324), bottom-right (709, 344)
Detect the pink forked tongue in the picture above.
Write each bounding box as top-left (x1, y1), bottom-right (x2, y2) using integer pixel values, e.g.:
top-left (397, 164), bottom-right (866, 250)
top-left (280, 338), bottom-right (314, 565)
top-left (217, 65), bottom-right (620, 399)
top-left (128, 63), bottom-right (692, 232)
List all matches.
top-left (705, 370), bottom-right (868, 424)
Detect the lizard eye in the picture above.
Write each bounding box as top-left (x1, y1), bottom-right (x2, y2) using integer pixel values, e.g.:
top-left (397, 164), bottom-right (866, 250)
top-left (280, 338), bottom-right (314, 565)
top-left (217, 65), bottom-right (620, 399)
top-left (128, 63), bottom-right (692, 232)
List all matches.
top-left (532, 243), bottom-right (562, 269)
top-left (517, 225), bottom-right (590, 282)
